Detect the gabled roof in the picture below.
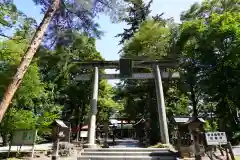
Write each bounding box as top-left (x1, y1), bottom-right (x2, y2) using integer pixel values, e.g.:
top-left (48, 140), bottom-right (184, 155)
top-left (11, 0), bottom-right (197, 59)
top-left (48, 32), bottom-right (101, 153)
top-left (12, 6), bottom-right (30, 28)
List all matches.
top-left (185, 117), bottom-right (205, 124)
top-left (54, 119), bottom-right (68, 128)
top-left (173, 117), bottom-right (205, 124)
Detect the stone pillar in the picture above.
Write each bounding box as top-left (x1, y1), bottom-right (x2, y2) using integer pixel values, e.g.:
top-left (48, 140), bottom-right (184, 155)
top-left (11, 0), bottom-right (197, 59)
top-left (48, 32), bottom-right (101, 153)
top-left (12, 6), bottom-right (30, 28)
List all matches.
top-left (103, 121), bottom-right (109, 148)
top-left (121, 120), bottom-right (123, 137)
top-left (112, 125), bottom-right (116, 144)
top-left (153, 64), bottom-right (169, 144)
top-left (86, 67), bottom-right (99, 148)
top-left (52, 127), bottom-right (60, 160)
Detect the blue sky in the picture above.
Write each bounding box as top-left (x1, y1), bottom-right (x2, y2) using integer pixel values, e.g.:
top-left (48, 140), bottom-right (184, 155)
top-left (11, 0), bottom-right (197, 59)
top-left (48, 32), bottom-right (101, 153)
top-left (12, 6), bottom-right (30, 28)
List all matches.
top-left (13, 0), bottom-right (202, 85)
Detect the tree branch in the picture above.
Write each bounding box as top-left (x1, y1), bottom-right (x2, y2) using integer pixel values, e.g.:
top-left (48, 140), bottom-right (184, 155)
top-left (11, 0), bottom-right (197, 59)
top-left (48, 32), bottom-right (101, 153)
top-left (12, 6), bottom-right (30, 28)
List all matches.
top-left (61, 1), bottom-right (88, 20)
top-left (0, 33), bottom-right (14, 40)
top-left (0, 33), bottom-right (24, 42)
top-left (97, 0), bottom-right (112, 9)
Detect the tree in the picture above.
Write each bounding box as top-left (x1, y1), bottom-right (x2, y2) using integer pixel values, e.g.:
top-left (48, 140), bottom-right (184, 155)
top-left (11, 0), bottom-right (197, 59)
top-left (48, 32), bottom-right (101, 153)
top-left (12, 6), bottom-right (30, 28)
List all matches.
top-left (0, 0), bottom-right (37, 40)
top-left (0, 34), bottom-right (62, 145)
top-left (198, 12), bottom-right (240, 137)
top-left (0, 0), bottom-right (18, 39)
top-left (117, 19), bottom-right (187, 145)
top-left (97, 80), bottom-right (122, 122)
top-left (0, 0), bottom-right (124, 121)
top-left (177, 33), bottom-right (203, 117)
top-left (177, 0), bottom-right (240, 141)
top-left (0, 0), bottom-right (60, 122)
top-left (37, 31), bottom-right (121, 140)
top-left (122, 19), bottom-right (170, 58)
top-left (116, 0), bottom-right (152, 45)
top-left (177, 0), bottom-right (240, 118)
top-left (180, 0), bottom-right (240, 21)
top-left (0, 25), bottom-right (120, 143)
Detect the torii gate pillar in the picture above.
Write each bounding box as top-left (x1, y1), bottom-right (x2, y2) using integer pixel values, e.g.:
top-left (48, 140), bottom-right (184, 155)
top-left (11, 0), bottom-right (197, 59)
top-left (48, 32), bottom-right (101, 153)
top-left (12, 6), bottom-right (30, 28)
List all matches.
top-left (154, 64), bottom-right (170, 144)
top-left (85, 67), bottom-right (99, 148)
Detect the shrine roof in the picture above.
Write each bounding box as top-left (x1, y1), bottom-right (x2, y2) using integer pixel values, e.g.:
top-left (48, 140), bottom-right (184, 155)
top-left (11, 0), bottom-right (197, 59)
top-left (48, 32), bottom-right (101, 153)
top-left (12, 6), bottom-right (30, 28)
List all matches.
top-left (174, 117), bottom-right (205, 123)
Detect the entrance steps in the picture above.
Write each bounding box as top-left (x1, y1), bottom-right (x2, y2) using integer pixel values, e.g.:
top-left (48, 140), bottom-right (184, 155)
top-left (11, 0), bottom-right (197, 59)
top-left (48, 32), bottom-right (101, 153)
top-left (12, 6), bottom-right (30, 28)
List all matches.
top-left (78, 148), bottom-right (180, 160)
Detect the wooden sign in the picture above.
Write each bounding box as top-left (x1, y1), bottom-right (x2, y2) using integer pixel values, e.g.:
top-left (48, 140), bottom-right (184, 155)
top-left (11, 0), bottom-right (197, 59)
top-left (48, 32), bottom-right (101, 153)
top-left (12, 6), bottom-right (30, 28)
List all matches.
top-left (12, 129), bottom-right (37, 146)
top-left (9, 129), bottom-right (37, 158)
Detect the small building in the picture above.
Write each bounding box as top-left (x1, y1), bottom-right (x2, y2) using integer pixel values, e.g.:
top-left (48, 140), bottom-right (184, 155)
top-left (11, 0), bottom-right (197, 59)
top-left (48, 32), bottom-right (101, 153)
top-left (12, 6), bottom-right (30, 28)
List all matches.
top-left (171, 117), bottom-right (206, 158)
top-left (51, 120), bottom-right (70, 142)
top-left (109, 118), bottom-right (135, 138)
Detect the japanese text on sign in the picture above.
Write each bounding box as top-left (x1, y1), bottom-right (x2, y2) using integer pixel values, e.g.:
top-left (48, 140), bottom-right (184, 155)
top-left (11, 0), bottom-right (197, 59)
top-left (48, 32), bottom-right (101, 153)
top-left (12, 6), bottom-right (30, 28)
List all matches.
top-left (205, 132), bottom-right (227, 145)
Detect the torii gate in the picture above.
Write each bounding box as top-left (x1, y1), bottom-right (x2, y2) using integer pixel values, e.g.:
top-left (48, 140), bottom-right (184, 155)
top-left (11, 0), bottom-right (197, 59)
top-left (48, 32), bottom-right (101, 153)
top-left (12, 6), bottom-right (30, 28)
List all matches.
top-left (75, 58), bottom-right (179, 148)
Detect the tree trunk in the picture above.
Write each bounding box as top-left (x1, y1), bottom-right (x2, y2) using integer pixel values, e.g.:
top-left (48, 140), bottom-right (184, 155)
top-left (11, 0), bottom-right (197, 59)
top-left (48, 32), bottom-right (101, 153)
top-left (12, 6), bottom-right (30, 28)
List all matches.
top-left (75, 106), bottom-right (81, 141)
top-left (0, 0), bottom-right (60, 122)
top-left (190, 84), bottom-right (198, 118)
top-left (1, 132), bottom-right (8, 146)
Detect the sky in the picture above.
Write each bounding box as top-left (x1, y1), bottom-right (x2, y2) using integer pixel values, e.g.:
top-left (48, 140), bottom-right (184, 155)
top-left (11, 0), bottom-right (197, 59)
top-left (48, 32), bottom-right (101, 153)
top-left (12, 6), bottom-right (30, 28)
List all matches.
top-left (13, 0), bottom-right (202, 85)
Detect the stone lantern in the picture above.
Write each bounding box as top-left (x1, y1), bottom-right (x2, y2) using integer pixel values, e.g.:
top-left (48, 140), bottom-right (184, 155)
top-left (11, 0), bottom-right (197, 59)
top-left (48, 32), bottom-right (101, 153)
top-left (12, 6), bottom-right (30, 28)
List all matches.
top-left (51, 120), bottom-right (68, 160)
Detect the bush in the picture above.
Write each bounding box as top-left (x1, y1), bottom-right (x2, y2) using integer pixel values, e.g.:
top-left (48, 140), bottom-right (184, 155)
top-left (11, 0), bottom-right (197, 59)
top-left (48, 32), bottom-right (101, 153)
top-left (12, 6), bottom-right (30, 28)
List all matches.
top-left (148, 143), bottom-right (176, 152)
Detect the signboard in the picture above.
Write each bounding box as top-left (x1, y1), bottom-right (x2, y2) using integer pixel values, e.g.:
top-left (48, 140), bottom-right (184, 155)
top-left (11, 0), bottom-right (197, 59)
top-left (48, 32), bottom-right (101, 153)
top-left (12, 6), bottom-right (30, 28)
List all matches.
top-left (120, 58), bottom-right (133, 78)
top-left (205, 132), bottom-right (227, 145)
top-left (12, 129), bottom-right (37, 146)
top-left (80, 131), bottom-right (88, 138)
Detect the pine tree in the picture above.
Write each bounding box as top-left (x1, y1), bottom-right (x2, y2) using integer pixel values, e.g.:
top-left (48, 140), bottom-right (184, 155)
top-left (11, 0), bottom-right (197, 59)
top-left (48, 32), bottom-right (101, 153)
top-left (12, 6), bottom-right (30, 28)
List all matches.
top-left (0, 0), bottom-right (123, 122)
top-left (116, 0), bottom-right (152, 45)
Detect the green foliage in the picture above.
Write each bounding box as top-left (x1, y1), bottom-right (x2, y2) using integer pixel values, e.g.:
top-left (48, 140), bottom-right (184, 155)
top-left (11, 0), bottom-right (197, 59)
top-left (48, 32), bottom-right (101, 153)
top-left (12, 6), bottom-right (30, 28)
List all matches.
top-left (0, 23), bottom-right (120, 143)
top-left (165, 86), bottom-right (189, 116)
top-left (149, 143), bottom-right (176, 151)
top-left (0, 19), bottom-right (62, 142)
top-left (116, 0), bottom-right (152, 44)
top-left (1, 0), bottom-right (240, 147)
top-left (0, 33), bottom-right (46, 108)
top-left (37, 32), bottom-right (121, 134)
top-left (204, 120), bottom-right (218, 132)
top-left (0, 1), bottom-right (36, 40)
top-left (0, 1), bottom-right (18, 29)
top-left (33, 0), bottom-right (126, 45)
top-left (2, 108), bottom-right (36, 133)
top-left (180, 0), bottom-right (240, 21)
top-left (117, 18), bottom-right (188, 145)
top-left (98, 80), bottom-right (122, 122)
top-left (177, 0), bottom-right (240, 140)
top-left (123, 20), bottom-right (170, 58)
top-left (117, 0), bottom-right (240, 145)
top-left (14, 63), bottom-right (45, 108)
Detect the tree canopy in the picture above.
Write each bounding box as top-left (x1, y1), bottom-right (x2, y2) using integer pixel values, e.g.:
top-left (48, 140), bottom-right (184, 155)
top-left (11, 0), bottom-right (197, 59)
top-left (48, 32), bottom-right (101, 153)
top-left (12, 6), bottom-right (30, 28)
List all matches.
top-left (115, 0), bottom-right (240, 145)
top-left (0, 0), bottom-right (240, 148)
top-left (0, 1), bottom-right (121, 143)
